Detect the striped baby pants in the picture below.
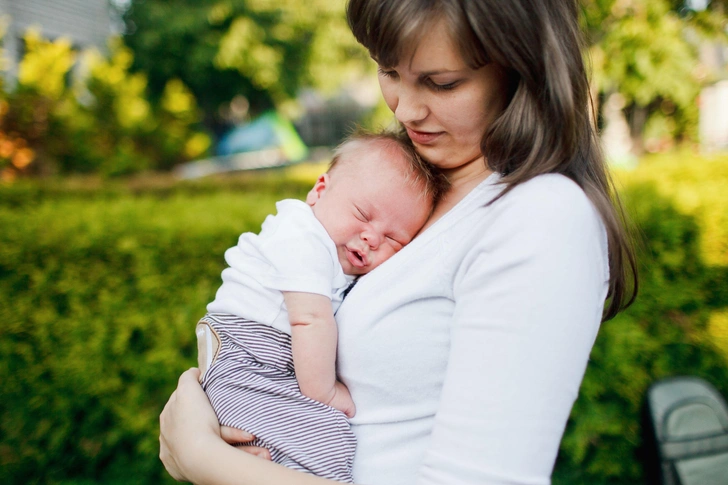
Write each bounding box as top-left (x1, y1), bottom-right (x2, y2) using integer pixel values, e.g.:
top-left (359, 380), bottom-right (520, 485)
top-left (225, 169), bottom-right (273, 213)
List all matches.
top-left (196, 313), bottom-right (356, 482)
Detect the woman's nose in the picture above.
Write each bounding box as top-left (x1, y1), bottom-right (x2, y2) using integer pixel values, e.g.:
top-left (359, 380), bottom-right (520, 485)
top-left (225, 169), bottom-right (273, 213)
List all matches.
top-left (394, 85), bottom-right (427, 124)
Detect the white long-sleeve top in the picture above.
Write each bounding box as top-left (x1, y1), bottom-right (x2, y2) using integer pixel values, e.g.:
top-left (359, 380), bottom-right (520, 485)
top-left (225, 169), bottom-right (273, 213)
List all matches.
top-left (336, 172), bottom-right (609, 485)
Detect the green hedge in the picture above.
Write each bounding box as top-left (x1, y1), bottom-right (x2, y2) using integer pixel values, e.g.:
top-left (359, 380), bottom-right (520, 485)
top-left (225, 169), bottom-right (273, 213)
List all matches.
top-left (1, 155), bottom-right (727, 484)
top-left (555, 153), bottom-right (728, 484)
top-left (0, 174), bottom-right (310, 483)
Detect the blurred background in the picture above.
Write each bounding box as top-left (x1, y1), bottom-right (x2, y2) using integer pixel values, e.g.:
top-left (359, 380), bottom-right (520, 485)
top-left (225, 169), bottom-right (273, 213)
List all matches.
top-left (0, 0), bottom-right (727, 483)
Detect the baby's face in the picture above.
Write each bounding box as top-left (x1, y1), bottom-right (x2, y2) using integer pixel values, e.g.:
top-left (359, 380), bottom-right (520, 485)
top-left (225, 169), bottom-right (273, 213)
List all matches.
top-left (306, 143), bottom-right (431, 275)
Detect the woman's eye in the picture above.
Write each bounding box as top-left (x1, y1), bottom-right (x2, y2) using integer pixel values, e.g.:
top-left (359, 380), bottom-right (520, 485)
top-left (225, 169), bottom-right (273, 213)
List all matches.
top-left (377, 67), bottom-right (398, 79)
top-left (426, 78), bottom-right (458, 92)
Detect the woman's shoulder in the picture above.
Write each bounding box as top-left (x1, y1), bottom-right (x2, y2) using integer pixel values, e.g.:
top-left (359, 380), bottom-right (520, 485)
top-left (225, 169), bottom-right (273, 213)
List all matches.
top-left (437, 173), bottom-right (600, 241)
top-left (468, 173), bottom-right (606, 253)
top-left (452, 173), bottom-right (609, 284)
top-left (504, 173), bottom-right (589, 207)
top-left (409, 173), bottom-right (605, 265)
top-left (491, 173), bottom-right (600, 227)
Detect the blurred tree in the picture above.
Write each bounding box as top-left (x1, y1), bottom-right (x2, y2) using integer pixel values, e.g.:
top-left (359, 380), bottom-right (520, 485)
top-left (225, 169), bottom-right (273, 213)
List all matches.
top-left (582, 0), bottom-right (728, 154)
top-left (123, 0), bottom-right (727, 151)
top-left (122, 0), bottom-right (369, 136)
top-left (0, 30), bottom-right (209, 178)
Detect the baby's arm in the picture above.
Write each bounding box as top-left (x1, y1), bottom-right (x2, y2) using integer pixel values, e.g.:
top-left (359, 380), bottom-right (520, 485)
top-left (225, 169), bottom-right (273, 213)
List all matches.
top-left (283, 291), bottom-right (356, 418)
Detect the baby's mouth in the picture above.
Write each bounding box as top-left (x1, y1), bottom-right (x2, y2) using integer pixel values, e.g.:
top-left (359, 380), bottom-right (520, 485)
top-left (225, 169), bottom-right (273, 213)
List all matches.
top-left (346, 247), bottom-right (367, 268)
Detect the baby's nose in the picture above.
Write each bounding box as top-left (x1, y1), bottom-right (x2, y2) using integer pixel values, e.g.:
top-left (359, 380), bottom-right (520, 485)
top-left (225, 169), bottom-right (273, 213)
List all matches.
top-left (362, 231), bottom-right (380, 250)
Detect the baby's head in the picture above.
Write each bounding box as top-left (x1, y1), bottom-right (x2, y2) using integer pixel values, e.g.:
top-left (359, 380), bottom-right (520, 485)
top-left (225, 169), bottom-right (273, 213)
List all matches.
top-left (306, 131), bottom-right (447, 275)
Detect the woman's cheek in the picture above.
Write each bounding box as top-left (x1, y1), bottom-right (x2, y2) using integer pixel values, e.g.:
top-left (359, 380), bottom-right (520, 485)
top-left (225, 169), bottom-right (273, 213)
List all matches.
top-left (378, 78), bottom-right (398, 113)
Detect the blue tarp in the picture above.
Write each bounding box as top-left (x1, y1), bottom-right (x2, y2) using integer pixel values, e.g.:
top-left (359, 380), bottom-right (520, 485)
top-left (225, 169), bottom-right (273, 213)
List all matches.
top-left (216, 111), bottom-right (308, 162)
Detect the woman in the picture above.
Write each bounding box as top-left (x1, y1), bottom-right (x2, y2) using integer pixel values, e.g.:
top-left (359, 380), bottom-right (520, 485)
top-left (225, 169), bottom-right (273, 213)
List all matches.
top-left (159, 0), bottom-right (637, 483)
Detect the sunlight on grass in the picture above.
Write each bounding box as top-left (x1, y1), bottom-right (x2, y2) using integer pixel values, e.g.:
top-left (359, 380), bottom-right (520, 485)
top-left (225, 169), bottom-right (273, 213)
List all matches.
top-left (613, 151), bottom-right (728, 267)
top-left (282, 160), bottom-right (329, 184)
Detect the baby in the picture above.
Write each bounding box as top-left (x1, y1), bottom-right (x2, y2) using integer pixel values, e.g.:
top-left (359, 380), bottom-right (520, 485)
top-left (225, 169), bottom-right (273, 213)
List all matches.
top-left (196, 131), bottom-right (445, 482)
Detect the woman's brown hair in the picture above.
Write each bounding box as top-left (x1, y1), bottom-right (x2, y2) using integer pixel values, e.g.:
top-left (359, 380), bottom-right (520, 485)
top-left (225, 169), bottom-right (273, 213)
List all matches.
top-left (347, 0), bottom-right (637, 320)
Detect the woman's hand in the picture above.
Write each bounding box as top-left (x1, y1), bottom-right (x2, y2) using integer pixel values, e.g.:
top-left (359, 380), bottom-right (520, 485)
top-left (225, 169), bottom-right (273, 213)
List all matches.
top-left (159, 368), bottom-right (270, 482)
top-left (159, 368), bottom-right (216, 481)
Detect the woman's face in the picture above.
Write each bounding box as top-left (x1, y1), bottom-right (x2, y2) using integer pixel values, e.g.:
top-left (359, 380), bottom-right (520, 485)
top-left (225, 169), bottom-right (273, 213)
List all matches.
top-left (377, 20), bottom-right (508, 173)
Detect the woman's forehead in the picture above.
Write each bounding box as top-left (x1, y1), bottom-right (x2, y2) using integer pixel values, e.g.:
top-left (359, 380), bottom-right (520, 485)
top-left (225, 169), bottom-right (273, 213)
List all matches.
top-left (402, 21), bottom-right (470, 72)
top-left (363, 10), bottom-right (438, 67)
top-left (370, 16), bottom-right (484, 71)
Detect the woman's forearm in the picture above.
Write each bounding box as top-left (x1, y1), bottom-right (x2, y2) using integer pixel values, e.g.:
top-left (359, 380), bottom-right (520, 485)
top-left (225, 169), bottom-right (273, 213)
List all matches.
top-left (188, 440), bottom-right (341, 485)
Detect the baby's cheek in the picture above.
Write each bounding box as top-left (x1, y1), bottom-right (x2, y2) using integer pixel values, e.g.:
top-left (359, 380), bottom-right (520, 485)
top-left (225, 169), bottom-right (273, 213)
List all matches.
top-left (382, 245), bottom-right (398, 263)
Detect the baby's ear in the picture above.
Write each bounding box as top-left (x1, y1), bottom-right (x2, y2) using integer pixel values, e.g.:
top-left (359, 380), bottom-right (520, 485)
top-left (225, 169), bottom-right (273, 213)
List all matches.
top-left (305, 173), bottom-right (329, 207)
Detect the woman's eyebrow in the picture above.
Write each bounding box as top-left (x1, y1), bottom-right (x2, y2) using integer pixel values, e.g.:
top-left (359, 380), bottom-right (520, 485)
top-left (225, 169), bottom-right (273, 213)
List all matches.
top-left (418, 68), bottom-right (464, 77)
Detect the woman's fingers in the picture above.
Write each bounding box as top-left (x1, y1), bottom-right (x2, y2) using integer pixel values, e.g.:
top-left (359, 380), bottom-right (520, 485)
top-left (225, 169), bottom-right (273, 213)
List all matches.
top-left (241, 446), bottom-right (272, 461)
top-left (159, 368), bottom-right (220, 482)
top-left (220, 425), bottom-right (255, 444)
top-left (159, 388), bottom-right (188, 481)
top-left (159, 431), bottom-right (186, 481)
top-left (179, 367), bottom-right (202, 387)
top-left (219, 426), bottom-right (272, 460)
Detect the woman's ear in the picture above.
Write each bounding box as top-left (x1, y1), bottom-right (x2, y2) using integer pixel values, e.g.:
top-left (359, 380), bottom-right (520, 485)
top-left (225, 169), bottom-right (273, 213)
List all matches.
top-left (305, 173), bottom-right (330, 207)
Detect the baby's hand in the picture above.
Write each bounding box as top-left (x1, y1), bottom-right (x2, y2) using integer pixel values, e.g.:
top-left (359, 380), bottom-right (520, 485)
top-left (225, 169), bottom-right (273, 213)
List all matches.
top-left (327, 381), bottom-right (356, 418)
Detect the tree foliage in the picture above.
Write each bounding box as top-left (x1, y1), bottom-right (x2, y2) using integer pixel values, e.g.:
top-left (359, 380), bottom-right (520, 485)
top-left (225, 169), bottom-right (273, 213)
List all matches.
top-left (582, 0), bottom-right (728, 151)
top-left (121, 0), bottom-right (728, 152)
top-left (122, 0), bottom-right (369, 133)
top-left (0, 31), bottom-right (209, 179)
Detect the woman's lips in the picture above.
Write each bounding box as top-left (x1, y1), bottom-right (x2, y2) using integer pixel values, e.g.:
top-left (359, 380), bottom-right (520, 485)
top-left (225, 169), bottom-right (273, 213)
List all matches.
top-left (406, 127), bottom-right (443, 145)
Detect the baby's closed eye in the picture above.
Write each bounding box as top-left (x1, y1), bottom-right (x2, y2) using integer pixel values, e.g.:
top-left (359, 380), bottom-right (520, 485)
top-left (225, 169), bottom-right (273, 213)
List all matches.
top-left (387, 236), bottom-right (404, 251)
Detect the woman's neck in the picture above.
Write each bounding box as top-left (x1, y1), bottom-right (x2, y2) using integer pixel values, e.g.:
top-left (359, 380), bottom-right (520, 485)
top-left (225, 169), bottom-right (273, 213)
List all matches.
top-left (422, 157), bottom-right (493, 230)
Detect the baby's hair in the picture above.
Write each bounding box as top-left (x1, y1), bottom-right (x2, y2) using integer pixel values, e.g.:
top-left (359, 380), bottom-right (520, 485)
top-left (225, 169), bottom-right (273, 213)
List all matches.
top-left (328, 128), bottom-right (449, 206)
